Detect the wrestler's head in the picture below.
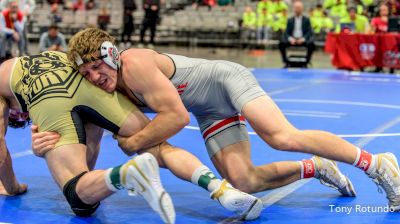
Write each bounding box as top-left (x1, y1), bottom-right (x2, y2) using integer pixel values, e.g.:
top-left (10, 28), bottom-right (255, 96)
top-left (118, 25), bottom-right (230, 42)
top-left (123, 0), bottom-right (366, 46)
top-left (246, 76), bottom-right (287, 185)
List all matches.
top-left (68, 28), bottom-right (119, 93)
top-left (8, 109), bottom-right (30, 129)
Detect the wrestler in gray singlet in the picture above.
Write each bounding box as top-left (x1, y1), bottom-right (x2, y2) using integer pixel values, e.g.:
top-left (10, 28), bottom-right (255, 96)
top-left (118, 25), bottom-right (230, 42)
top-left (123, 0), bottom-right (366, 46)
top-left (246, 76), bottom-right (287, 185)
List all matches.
top-left (132, 53), bottom-right (266, 157)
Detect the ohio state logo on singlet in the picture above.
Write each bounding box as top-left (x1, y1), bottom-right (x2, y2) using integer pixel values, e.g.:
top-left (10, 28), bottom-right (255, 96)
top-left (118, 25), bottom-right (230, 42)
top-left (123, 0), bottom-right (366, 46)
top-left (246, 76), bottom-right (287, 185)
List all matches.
top-left (176, 82), bottom-right (188, 95)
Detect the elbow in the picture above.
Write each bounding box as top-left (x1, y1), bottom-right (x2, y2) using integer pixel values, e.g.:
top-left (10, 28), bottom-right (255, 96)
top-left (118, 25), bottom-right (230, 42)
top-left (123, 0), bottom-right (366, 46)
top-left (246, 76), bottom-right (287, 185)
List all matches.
top-left (176, 110), bottom-right (190, 128)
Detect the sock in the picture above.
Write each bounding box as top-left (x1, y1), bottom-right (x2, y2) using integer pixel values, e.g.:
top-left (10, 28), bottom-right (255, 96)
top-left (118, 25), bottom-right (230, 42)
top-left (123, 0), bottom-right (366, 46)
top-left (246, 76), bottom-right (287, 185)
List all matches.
top-left (352, 147), bottom-right (375, 173)
top-left (191, 165), bottom-right (222, 192)
top-left (104, 165), bottom-right (124, 192)
top-left (299, 159), bottom-right (315, 179)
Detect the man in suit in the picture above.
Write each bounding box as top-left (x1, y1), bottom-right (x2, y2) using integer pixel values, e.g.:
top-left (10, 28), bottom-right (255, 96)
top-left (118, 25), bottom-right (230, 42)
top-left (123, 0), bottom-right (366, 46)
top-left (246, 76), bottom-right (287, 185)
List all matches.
top-left (278, 0), bottom-right (315, 68)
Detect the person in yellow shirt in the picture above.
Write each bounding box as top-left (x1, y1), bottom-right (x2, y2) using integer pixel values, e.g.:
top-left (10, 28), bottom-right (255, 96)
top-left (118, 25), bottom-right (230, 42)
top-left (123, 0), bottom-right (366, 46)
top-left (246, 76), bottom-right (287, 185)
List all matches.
top-left (324, 0), bottom-right (348, 17)
top-left (308, 8), bottom-right (320, 33)
top-left (257, 7), bottom-right (271, 44)
top-left (269, 0), bottom-right (288, 14)
top-left (270, 9), bottom-right (288, 33)
top-left (319, 10), bottom-right (334, 33)
top-left (313, 4), bottom-right (324, 18)
top-left (241, 6), bottom-right (257, 42)
top-left (256, 0), bottom-right (269, 15)
top-left (336, 7), bottom-right (370, 33)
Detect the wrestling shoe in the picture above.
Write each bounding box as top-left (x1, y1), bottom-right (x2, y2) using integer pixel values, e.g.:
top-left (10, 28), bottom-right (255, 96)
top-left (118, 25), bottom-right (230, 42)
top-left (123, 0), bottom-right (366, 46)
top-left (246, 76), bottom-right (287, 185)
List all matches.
top-left (210, 179), bottom-right (263, 220)
top-left (312, 156), bottom-right (356, 197)
top-left (367, 153), bottom-right (400, 212)
top-left (121, 153), bottom-right (175, 223)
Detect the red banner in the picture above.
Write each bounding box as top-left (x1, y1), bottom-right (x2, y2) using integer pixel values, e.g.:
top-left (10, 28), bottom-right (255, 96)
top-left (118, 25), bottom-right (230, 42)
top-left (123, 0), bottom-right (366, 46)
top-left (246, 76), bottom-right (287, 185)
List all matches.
top-left (325, 33), bottom-right (400, 70)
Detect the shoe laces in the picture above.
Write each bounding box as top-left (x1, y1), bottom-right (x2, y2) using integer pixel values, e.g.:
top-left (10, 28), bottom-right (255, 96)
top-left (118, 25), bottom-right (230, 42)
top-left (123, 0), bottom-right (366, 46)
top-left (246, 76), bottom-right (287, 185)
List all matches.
top-left (370, 169), bottom-right (399, 201)
top-left (318, 167), bottom-right (343, 191)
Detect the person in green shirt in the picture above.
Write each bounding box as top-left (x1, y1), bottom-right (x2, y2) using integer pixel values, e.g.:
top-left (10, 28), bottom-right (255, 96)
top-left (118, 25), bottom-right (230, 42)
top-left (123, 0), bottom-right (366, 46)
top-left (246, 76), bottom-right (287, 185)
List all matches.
top-left (270, 9), bottom-right (288, 32)
top-left (257, 0), bottom-right (269, 15)
top-left (269, 0), bottom-right (288, 14)
top-left (336, 7), bottom-right (370, 33)
top-left (320, 10), bottom-right (334, 33)
top-left (242, 6), bottom-right (257, 42)
top-left (313, 4), bottom-right (324, 18)
top-left (257, 7), bottom-right (272, 43)
top-left (308, 8), bottom-right (320, 33)
top-left (324, 0), bottom-right (348, 17)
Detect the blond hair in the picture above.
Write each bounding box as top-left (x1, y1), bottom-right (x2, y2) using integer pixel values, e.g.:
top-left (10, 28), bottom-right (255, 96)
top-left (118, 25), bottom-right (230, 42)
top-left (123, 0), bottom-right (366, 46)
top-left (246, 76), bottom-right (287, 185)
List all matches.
top-left (67, 28), bottom-right (116, 68)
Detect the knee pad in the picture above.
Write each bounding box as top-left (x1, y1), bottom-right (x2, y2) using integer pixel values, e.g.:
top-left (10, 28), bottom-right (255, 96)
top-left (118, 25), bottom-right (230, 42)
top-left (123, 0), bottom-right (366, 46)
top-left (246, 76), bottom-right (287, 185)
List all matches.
top-left (63, 171), bottom-right (100, 217)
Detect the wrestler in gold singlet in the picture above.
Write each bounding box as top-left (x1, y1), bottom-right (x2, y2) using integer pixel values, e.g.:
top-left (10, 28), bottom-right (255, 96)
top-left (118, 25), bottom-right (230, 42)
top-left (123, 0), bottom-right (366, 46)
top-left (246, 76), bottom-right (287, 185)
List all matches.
top-left (9, 51), bottom-right (137, 147)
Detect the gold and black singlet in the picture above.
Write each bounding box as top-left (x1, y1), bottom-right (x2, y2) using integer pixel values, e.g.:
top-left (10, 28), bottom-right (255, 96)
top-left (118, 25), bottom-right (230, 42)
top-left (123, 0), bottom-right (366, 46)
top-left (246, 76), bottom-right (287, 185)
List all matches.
top-left (9, 51), bottom-right (137, 147)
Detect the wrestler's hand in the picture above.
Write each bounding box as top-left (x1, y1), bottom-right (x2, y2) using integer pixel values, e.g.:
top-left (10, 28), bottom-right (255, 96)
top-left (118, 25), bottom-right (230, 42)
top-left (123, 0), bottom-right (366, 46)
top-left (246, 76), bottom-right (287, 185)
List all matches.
top-left (31, 125), bottom-right (60, 157)
top-left (0, 181), bottom-right (27, 196)
top-left (114, 135), bottom-right (137, 156)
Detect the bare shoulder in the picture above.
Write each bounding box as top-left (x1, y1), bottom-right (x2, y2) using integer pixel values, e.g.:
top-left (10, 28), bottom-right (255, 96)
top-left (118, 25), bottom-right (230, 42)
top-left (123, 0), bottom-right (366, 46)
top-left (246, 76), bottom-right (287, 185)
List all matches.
top-left (120, 49), bottom-right (159, 79)
top-left (0, 58), bottom-right (16, 97)
top-left (120, 48), bottom-right (158, 66)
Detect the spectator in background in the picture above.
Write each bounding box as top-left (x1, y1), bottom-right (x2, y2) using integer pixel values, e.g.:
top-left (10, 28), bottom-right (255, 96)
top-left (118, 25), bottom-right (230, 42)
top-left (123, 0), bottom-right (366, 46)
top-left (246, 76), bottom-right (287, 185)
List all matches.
top-left (1, 0), bottom-right (35, 15)
top-left (257, 0), bottom-right (269, 14)
top-left (313, 4), bottom-right (323, 18)
top-left (72, 0), bottom-right (85, 11)
top-left (269, 0), bottom-right (288, 14)
top-left (385, 0), bottom-right (400, 16)
top-left (278, 1), bottom-right (315, 68)
top-left (319, 10), bottom-right (334, 33)
top-left (48, 3), bottom-right (62, 25)
top-left (124, 0), bottom-right (137, 11)
top-left (122, 0), bottom-right (137, 46)
top-left (336, 7), bottom-right (370, 33)
top-left (371, 4), bottom-right (389, 33)
top-left (38, 24), bottom-right (67, 52)
top-left (241, 6), bottom-right (257, 44)
top-left (121, 0), bottom-right (136, 48)
top-left (97, 7), bottom-right (110, 31)
top-left (270, 8), bottom-right (287, 33)
top-left (308, 8), bottom-right (319, 32)
top-left (324, 0), bottom-right (348, 17)
top-left (0, 0), bottom-right (26, 57)
top-left (371, 4), bottom-right (390, 73)
top-left (257, 7), bottom-right (271, 44)
top-left (85, 0), bottom-right (95, 10)
top-left (2, 0), bottom-right (35, 55)
top-left (139, 0), bottom-right (161, 49)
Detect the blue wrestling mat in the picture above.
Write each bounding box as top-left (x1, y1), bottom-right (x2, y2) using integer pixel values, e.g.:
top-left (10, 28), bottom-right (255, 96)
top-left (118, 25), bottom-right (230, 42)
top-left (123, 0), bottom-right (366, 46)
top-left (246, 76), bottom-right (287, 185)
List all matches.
top-left (1, 68), bottom-right (400, 223)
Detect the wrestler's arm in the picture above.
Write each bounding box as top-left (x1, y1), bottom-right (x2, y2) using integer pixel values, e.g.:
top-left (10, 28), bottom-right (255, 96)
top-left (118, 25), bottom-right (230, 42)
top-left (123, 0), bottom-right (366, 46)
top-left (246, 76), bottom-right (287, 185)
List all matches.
top-left (0, 97), bottom-right (27, 196)
top-left (31, 125), bottom-right (60, 157)
top-left (116, 52), bottom-right (190, 152)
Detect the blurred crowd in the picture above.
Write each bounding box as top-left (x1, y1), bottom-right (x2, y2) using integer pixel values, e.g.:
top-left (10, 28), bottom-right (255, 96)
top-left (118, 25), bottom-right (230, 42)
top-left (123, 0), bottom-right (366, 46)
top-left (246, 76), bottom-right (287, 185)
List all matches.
top-left (0, 0), bottom-right (399, 61)
top-left (0, 0), bottom-right (163, 59)
top-left (240, 0), bottom-right (400, 44)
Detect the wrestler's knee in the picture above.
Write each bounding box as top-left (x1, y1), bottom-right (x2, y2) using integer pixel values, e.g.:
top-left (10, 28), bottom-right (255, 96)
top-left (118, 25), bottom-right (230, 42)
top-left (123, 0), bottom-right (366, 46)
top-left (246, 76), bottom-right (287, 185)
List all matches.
top-left (63, 172), bottom-right (100, 217)
top-left (224, 168), bottom-right (258, 193)
top-left (266, 129), bottom-right (302, 152)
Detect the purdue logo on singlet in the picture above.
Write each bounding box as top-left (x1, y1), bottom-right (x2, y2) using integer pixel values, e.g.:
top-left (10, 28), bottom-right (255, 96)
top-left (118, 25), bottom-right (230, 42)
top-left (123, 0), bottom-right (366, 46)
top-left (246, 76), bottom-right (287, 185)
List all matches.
top-left (16, 51), bottom-right (83, 108)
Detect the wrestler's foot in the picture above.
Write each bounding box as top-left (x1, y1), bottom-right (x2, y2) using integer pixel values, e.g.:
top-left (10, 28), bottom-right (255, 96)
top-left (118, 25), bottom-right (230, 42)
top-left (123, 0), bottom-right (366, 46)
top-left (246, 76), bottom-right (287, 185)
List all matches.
top-left (367, 153), bottom-right (400, 212)
top-left (313, 156), bottom-right (356, 197)
top-left (0, 182), bottom-right (27, 196)
top-left (121, 153), bottom-right (175, 223)
top-left (211, 179), bottom-right (263, 220)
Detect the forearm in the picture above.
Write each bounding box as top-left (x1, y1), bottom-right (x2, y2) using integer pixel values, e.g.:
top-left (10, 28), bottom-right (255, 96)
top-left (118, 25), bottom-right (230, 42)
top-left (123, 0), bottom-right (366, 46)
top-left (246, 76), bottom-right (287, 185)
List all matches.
top-left (0, 140), bottom-right (19, 194)
top-left (124, 112), bottom-right (187, 155)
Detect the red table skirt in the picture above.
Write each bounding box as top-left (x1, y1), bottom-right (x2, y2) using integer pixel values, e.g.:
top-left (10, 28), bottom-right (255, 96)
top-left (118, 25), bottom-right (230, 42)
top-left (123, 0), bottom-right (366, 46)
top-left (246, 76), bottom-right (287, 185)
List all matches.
top-left (325, 33), bottom-right (400, 70)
